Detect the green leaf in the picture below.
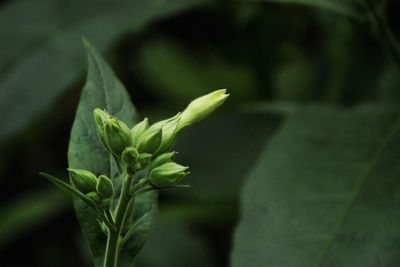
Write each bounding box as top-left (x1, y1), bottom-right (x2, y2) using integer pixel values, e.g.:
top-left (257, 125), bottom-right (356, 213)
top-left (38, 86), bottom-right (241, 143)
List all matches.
top-left (173, 114), bottom-right (281, 201)
top-left (40, 172), bottom-right (99, 211)
top-left (68, 40), bottom-right (157, 267)
top-left (232, 105), bottom-right (400, 267)
top-left (139, 39), bottom-right (258, 105)
top-left (0, 189), bottom-right (69, 248)
top-left (251, 0), bottom-right (362, 19)
top-left (135, 218), bottom-right (217, 267)
top-left (0, 0), bottom-right (205, 142)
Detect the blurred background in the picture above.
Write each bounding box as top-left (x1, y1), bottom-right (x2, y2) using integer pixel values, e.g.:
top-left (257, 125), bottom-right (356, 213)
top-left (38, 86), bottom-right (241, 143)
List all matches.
top-left (0, 0), bottom-right (399, 266)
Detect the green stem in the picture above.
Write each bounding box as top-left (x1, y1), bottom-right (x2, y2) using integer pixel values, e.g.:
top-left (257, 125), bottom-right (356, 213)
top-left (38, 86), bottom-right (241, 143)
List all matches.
top-left (104, 175), bottom-right (132, 267)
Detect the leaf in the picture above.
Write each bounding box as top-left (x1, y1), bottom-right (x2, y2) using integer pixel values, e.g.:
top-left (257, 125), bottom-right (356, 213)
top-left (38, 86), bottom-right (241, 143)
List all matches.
top-left (135, 218), bottom-right (217, 267)
top-left (139, 39), bottom-right (258, 105)
top-left (40, 173), bottom-right (99, 212)
top-left (173, 114), bottom-right (281, 201)
top-left (67, 40), bottom-right (157, 267)
top-left (0, 0), bottom-right (205, 142)
top-left (231, 105), bottom-right (400, 267)
top-left (250, 0), bottom-right (362, 19)
top-left (0, 189), bottom-right (69, 248)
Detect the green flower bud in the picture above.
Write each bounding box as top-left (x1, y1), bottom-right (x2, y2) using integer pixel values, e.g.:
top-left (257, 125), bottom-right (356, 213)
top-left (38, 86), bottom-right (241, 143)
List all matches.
top-left (149, 162), bottom-right (189, 187)
top-left (122, 147), bottom-right (140, 165)
top-left (150, 151), bottom-right (176, 169)
top-left (176, 89), bottom-right (229, 131)
top-left (68, 168), bottom-right (97, 193)
top-left (145, 114), bottom-right (180, 154)
top-left (137, 128), bottom-right (162, 154)
top-left (96, 175), bottom-right (114, 199)
top-left (86, 191), bottom-right (101, 203)
top-left (104, 118), bottom-right (132, 155)
top-left (138, 153), bottom-right (152, 167)
top-left (131, 118), bottom-right (149, 146)
top-left (93, 108), bottom-right (111, 149)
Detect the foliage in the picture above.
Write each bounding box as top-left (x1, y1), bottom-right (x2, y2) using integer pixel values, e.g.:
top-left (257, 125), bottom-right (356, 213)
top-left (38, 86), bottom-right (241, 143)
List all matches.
top-left (1, 0), bottom-right (400, 266)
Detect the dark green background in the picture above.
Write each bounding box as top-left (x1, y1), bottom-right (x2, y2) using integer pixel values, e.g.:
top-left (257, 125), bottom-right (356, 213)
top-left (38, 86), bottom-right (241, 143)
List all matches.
top-left (0, 0), bottom-right (399, 266)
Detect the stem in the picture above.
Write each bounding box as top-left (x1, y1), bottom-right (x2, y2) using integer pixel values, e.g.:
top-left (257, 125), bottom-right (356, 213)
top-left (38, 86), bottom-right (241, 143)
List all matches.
top-left (104, 175), bottom-right (132, 267)
top-left (364, 0), bottom-right (400, 70)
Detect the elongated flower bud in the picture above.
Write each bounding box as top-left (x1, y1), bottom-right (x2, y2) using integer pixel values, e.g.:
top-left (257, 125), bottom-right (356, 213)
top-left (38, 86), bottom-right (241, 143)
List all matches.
top-left (104, 118), bottom-right (132, 155)
top-left (149, 162), bottom-right (189, 187)
top-left (131, 118), bottom-right (149, 146)
top-left (68, 168), bottom-right (98, 193)
top-left (137, 128), bottom-right (162, 154)
top-left (176, 89), bottom-right (229, 131)
top-left (96, 175), bottom-right (114, 198)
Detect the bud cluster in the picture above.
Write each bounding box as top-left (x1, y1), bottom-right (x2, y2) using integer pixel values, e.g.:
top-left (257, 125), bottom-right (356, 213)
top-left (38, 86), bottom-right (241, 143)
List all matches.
top-left (89, 89), bottom-right (229, 190)
top-left (42, 78), bottom-right (229, 264)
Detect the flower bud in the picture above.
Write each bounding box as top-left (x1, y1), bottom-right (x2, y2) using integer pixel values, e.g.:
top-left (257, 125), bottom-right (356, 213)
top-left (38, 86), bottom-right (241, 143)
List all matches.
top-left (176, 89), bottom-right (229, 131)
top-left (96, 175), bottom-right (114, 199)
top-left (131, 118), bottom-right (149, 146)
top-left (104, 118), bottom-right (132, 155)
top-left (138, 153), bottom-right (152, 167)
top-left (137, 128), bottom-right (162, 154)
top-left (68, 168), bottom-right (98, 193)
top-left (150, 151), bottom-right (176, 169)
top-left (149, 162), bottom-right (189, 187)
top-left (122, 147), bottom-right (140, 165)
top-left (93, 109), bottom-right (111, 149)
top-left (86, 191), bottom-right (101, 203)
top-left (145, 114), bottom-right (180, 154)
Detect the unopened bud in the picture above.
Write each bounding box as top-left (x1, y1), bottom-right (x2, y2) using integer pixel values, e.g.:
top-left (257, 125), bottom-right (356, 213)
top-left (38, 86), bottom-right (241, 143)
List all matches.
top-left (137, 128), bottom-right (162, 154)
top-left (145, 114), bottom-right (180, 154)
top-left (122, 147), bottom-right (140, 165)
top-left (86, 191), bottom-right (101, 203)
top-left (93, 109), bottom-right (110, 149)
top-left (96, 175), bottom-right (114, 199)
top-left (150, 152), bottom-right (176, 169)
top-left (68, 168), bottom-right (97, 193)
top-left (131, 118), bottom-right (149, 146)
top-left (104, 118), bottom-right (132, 155)
top-left (176, 89), bottom-right (229, 131)
top-left (149, 162), bottom-right (189, 187)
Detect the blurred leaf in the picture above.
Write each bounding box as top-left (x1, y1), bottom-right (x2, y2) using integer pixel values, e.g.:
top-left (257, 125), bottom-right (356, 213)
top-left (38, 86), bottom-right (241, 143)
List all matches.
top-left (139, 39), bottom-right (258, 105)
top-left (68, 40), bottom-right (156, 267)
top-left (0, 189), bottom-right (69, 248)
top-left (0, 0), bottom-right (205, 142)
top-left (173, 114), bottom-right (281, 201)
top-left (271, 44), bottom-right (316, 101)
top-left (251, 0), bottom-right (362, 19)
top-left (135, 218), bottom-right (217, 267)
top-left (377, 62), bottom-right (400, 102)
top-left (232, 105), bottom-right (400, 266)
